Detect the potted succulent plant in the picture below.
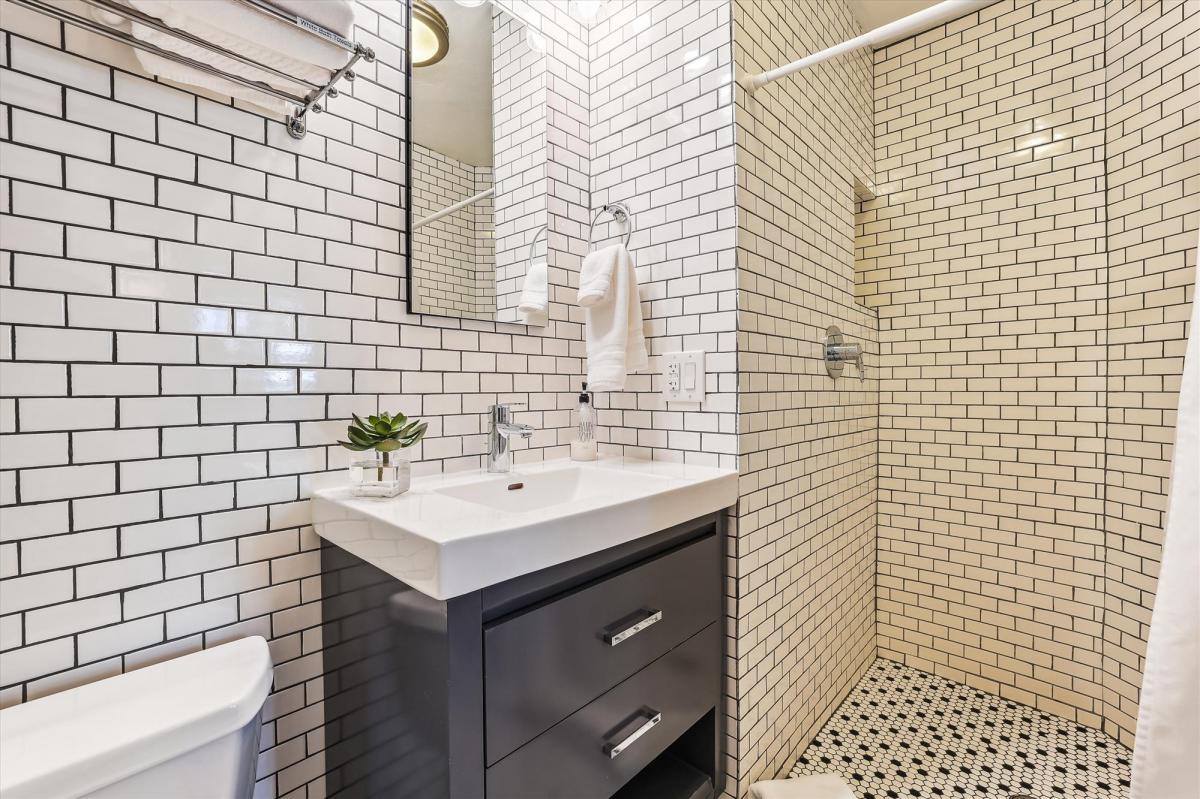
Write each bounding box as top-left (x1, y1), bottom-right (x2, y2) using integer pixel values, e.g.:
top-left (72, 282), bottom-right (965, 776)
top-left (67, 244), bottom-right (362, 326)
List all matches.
top-left (339, 412), bottom-right (427, 497)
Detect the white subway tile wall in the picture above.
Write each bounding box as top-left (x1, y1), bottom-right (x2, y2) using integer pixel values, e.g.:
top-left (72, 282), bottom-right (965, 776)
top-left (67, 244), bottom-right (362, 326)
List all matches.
top-left (1, 0), bottom-right (1194, 796)
top-left (410, 143), bottom-right (495, 319)
top-left (1102, 0), bottom-right (1197, 746)
top-left (865, 0), bottom-right (1196, 748)
top-left (0, 1), bottom-right (593, 795)
top-left (588, 0), bottom-right (738, 465)
top-left (493, 7), bottom-right (549, 324)
top-left (731, 0), bottom-right (879, 793)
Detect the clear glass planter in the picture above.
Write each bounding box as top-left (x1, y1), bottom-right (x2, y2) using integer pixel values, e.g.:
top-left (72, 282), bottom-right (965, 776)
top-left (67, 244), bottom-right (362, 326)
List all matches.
top-left (348, 454), bottom-right (411, 498)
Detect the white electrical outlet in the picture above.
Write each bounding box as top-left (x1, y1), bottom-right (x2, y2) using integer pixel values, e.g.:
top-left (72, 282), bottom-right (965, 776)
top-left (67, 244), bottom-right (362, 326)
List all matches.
top-left (662, 350), bottom-right (705, 404)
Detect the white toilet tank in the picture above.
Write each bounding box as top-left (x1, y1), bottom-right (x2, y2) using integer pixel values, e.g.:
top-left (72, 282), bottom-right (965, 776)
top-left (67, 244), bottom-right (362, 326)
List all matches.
top-left (0, 636), bottom-right (273, 799)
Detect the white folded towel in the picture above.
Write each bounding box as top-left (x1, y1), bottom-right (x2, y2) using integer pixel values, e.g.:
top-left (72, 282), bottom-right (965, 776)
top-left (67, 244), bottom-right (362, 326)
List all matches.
top-left (519, 260), bottom-right (548, 325)
top-left (749, 777), bottom-right (854, 799)
top-left (271, 0), bottom-right (356, 38)
top-left (94, 0), bottom-right (355, 116)
top-left (577, 244), bottom-right (647, 391)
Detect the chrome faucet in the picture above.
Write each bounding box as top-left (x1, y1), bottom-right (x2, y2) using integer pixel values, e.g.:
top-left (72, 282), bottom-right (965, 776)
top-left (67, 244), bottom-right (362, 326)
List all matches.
top-left (487, 402), bottom-right (534, 473)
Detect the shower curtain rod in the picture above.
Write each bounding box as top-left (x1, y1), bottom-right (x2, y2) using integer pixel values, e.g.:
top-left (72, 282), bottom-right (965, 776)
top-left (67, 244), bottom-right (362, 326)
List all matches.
top-left (739, 0), bottom-right (997, 93)
top-left (414, 187), bottom-right (496, 229)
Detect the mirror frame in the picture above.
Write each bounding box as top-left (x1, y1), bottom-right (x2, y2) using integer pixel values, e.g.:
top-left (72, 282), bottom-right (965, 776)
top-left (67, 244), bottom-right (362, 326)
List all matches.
top-left (403, 0), bottom-right (414, 317)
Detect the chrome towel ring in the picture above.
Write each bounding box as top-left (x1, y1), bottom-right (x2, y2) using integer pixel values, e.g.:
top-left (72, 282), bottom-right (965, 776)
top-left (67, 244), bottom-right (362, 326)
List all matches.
top-left (587, 202), bottom-right (633, 248)
top-left (528, 224), bottom-right (547, 265)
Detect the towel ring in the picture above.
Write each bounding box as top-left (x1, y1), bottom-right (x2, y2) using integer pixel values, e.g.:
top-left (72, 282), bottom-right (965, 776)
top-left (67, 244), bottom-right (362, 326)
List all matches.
top-left (527, 224), bottom-right (547, 266)
top-left (587, 202), bottom-right (633, 248)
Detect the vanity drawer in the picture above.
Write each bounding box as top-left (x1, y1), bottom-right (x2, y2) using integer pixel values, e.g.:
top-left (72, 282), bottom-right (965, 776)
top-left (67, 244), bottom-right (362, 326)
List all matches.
top-left (486, 622), bottom-right (719, 799)
top-left (484, 532), bottom-right (719, 764)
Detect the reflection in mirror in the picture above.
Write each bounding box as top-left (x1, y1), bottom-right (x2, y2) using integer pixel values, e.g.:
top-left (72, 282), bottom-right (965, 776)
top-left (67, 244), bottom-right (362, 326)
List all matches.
top-left (408, 0), bottom-right (547, 325)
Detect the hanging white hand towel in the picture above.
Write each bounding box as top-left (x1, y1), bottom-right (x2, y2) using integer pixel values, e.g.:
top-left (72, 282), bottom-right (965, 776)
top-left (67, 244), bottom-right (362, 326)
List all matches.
top-left (577, 243), bottom-right (647, 391)
top-left (518, 260), bottom-right (548, 326)
top-left (1130, 233), bottom-right (1200, 799)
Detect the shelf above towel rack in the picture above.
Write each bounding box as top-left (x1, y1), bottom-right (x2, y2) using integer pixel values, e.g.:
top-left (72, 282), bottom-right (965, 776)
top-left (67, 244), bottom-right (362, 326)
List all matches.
top-left (9, 0), bottom-right (375, 140)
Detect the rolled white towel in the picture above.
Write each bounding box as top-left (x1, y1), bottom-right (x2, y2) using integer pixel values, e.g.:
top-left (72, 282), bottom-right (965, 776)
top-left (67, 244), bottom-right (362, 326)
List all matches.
top-left (518, 260), bottom-right (548, 325)
top-left (89, 0), bottom-right (356, 116)
top-left (750, 776), bottom-right (855, 799)
top-left (272, 0), bottom-right (357, 38)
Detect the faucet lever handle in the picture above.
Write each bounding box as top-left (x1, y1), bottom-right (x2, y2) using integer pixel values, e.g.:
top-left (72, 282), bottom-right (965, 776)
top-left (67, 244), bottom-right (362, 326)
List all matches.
top-left (488, 402), bottom-right (525, 422)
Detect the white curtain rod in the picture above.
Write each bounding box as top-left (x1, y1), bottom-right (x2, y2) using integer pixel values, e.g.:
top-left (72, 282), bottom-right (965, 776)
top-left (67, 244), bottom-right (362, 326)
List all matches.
top-left (414, 187), bottom-right (496, 229)
top-left (740, 0), bottom-right (998, 93)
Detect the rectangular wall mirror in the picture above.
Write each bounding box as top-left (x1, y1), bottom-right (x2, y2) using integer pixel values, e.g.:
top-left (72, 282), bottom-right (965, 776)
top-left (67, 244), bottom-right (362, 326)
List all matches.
top-left (407, 0), bottom-right (550, 325)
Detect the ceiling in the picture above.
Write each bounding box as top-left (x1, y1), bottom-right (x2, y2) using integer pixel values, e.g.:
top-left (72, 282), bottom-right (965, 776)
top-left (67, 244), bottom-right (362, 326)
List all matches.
top-left (847, 0), bottom-right (944, 41)
top-left (412, 0), bottom-right (495, 166)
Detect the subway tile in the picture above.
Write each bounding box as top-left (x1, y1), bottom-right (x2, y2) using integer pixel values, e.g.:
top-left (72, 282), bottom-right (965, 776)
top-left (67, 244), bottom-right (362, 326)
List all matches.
top-left (77, 616), bottom-right (164, 664)
top-left (114, 201), bottom-right (196, 242)
top-left (25, 595), bottom-right (119, 643)
top-left (9, 38), bottom-right (109, 94)
top-left (0, 569), bottom-right (74, 613)
top-left (0, 432), bottom-right (68, 469)
top-left (71, 364), bottom-right (158, 396)
top-left (77, 553), bottom-right (164, 597)
top-left (117, 332), bottom-right (197, 365)
top-left (65, 159), bottom-right (155, 204)
top-left (20, 463), bottom-right (114, 502)
top-left (66, 91), bottom-right (155, 139)
top-left (12, 182), bottom-right (109, 226)
top-left (10, 109), bottom-right (109, 161)
top-left (22, 529), bottom-right (117, 572)
top-left (15, 255), bottom-right (112, 297)
top-left (15, 327), bottom-right (112, 362)
top-left (70, 297), bottom-right (157, 333)
top-left (72, 428), bottom-right (159, 463)
top-left (115, 267), bottom-right (195, 303)
top-left (120, 456), bottom-right (198, 491)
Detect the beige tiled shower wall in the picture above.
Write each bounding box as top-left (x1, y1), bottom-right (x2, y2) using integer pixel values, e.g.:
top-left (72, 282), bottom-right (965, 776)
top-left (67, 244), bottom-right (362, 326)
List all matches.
top-left (864, 0), bottom-right (1197, 746)
top-left (1101, 0), bottom-right (1198, 747)
top-left (731, 0), bottom-right (878, 793)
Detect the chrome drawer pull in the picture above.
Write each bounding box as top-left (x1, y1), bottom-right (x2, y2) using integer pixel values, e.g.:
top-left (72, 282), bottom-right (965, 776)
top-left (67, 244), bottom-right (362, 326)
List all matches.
top-left (604, 609), bottom-right (663, 646)
top-left (604, 710), bottom-right (662, 759)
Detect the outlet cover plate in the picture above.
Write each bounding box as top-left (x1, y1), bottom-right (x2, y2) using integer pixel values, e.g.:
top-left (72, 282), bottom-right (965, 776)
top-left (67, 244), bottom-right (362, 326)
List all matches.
top-left (662, 350), bottom-right (705, 404)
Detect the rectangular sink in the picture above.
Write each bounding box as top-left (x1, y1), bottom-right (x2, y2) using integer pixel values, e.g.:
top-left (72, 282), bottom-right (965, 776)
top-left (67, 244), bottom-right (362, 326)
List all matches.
top-left (311, 456), bottom-right (738, 600)
top-left (432, 465), bottom-right (674, 513)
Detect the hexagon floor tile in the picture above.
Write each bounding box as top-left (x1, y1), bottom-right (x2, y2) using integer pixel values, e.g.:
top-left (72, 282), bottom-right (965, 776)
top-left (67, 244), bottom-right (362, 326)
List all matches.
top-left (790, 659), bottom-right (1131, 799)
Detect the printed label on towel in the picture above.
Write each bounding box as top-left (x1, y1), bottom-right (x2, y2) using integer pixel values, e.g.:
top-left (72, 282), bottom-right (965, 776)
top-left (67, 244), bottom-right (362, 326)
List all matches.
top-left (295, 17), bottom-right (355, 51)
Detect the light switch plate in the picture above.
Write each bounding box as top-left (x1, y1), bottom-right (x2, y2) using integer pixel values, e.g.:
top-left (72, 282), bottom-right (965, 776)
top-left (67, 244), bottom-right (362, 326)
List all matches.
top-left (662, 350), bottom-right (705, 404)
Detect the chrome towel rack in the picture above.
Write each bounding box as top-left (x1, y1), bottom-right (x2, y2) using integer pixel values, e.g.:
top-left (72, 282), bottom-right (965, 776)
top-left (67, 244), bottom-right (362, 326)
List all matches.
top-left (8, 0), bottom-right (375, 140)
top-left (587, 202), bottom-right (633, 248)
top-left (527, 224), bottom-right (548, 266)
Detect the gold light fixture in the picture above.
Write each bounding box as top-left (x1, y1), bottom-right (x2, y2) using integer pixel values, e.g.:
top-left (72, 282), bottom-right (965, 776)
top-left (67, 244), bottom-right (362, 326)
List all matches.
top-left (412, 0), bottom-right (449, 67)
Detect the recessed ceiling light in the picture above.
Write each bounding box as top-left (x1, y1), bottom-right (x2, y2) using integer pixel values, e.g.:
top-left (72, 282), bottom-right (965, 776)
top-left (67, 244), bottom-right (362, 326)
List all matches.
top-left (412, 0), bottom-right (450, 67)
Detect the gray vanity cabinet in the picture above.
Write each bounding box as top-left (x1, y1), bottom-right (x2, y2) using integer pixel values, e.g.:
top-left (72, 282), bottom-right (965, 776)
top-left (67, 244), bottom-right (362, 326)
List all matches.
top-left (319, 512), bottom-right (725, 799)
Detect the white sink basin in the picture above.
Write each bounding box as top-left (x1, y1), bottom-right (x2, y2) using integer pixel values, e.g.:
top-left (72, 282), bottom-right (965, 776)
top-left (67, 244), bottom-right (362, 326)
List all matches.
top-left (433, 465), bottom-right (673, 513)
top-left (311, 456), bottom-right (738, 600)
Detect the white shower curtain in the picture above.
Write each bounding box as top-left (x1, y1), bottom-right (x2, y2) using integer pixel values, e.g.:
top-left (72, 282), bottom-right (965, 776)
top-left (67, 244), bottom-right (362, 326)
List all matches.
top-left (1131, 235), bottom-right (1200, 799)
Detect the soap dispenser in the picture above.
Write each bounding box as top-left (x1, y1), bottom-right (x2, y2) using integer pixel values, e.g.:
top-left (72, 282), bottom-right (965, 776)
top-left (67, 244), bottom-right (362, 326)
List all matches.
top-left (571, 382), bottom-right (598, 461)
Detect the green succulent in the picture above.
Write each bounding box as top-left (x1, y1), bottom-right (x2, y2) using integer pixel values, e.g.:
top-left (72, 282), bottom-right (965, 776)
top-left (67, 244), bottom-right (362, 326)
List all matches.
top-left (339, 412), bottom-right (428, 461)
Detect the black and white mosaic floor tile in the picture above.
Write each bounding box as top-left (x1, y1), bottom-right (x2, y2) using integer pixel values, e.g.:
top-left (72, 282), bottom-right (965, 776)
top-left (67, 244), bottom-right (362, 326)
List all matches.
top-left (791, 659), bottom-right (1131, 799)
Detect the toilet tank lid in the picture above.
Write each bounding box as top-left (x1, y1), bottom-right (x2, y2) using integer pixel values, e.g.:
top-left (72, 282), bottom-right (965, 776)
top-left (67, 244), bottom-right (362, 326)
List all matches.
top-left (0, 636), bottom-right (272, 798)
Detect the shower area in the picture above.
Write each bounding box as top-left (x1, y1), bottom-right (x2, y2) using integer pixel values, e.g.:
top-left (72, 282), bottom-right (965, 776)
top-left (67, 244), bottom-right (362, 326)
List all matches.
top-left (729, 0), bottom-right (1197, 796)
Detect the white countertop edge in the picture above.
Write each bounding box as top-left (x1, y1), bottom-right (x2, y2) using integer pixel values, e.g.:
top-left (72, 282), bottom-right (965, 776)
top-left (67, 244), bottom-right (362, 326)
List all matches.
top-left (311, 455), bottom-right (739, 600)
